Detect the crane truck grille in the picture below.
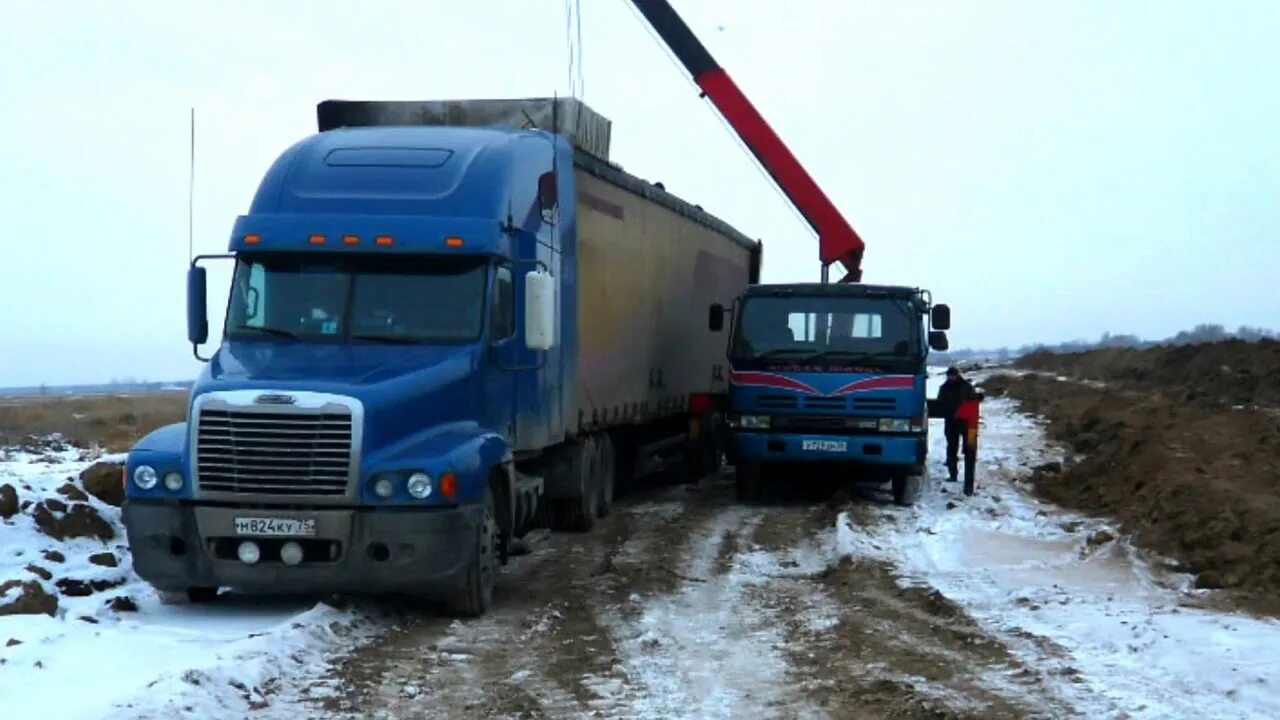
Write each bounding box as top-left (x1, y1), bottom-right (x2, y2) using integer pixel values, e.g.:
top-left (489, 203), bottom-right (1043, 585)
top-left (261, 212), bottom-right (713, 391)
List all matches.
top-left (194, 408), bottom-right (354, 497)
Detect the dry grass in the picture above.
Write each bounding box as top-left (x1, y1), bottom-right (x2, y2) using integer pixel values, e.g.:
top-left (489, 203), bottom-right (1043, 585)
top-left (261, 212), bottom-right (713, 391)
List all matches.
top-left (0, 392), bottom-right (189, 452)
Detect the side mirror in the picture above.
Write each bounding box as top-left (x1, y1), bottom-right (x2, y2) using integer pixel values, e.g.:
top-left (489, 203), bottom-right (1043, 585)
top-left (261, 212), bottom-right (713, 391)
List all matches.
top-left (928, 330), bottom-right (949, 352)
top-left (709, 303), bottom-right (725, 332)
top-left (931, 303), bottom-right (951, 331)
top-left (187, 266), bottom-right (209, 346)
top-left (537, 171), bottom-right (558, 213)
top-left (524, 269), bottom-right (556, 351)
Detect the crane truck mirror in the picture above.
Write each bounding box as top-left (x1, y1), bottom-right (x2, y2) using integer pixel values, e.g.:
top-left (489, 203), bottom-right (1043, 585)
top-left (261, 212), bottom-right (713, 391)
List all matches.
top-left (708, 303), bottom-right (725, 332)
top-left (524, 269), bottom-right (557, 351)
top-left (537, 171), bottom-right (558, 212)
top-left (931, 303), bottom-right (951, 331)
top-left (187, 266), bottom-right (209, 346)
top-left (928, 330), bottom-right (950, 352)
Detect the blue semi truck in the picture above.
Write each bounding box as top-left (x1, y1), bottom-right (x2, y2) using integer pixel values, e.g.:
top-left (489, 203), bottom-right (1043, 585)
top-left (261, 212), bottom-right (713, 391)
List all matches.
top-left (121, 97), bottom-right (760, 615)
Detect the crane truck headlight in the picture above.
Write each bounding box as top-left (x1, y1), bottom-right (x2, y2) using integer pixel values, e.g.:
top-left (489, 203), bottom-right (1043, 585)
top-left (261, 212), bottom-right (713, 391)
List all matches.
top-left (878, 418), bottom-right (911, 433)
top-left (728, 414), bottom-right (770, 429)
top-left (373, 476), bottom-right (395, 499)
top-left (133, 465), bottom-right (158, 490)
top-left (406, 472), bottom-right (433, 499)
top-left (163, 472), bottom-right (184, 491)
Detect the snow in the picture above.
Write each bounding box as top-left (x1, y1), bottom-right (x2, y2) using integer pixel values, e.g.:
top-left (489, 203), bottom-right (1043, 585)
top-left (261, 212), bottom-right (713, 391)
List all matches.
top-left (835, 371), bottom-right (1280, 720)
top-left (0, 442), bottom-right (374, 720)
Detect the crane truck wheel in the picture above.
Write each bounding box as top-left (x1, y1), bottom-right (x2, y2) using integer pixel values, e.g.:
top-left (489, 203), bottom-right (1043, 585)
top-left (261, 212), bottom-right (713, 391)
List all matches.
top-left (448, 481), bottom-right (499, 617)
top-left (891, 472), bottom-right (922, 507)
top-left (735, 462), bottom-right (765, 503)
top-left (596, 433), bottom-right (616, 519)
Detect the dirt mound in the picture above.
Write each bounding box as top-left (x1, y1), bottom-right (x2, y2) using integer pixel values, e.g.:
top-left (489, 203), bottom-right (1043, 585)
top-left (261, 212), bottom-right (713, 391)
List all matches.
top-left (0, 483), bottom-right (17, 519)
top-left (985, 371), bottom-right (1280, 612)
top-left (0, 579), bottom-right (58, 616)
top-left (79, 461), bottom-right (125, 507)
top-left (31, 499), bottom-right (114, 541)
top-left (1016, 339), bottom-right (1280, 409)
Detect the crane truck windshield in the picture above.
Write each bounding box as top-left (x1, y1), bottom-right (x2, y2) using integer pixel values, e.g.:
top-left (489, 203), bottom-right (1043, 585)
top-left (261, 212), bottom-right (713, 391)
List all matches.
top-left (731, 296), bottom-right (921, 369)
top-left (224, 253), bottom-right (488, 344)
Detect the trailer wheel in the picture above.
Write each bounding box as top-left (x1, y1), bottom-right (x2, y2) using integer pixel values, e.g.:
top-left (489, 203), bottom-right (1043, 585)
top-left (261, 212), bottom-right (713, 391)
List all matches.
top-left (552, 438), bottom-right (597, 533)
top-left (448, 482), bottom-right (498, 617)
top-left (892, 472), bottom-right (922, 507)
top-left (596, 434), bottom-right (616, 518)
top-left (735, 462), bottom-right (765, 503)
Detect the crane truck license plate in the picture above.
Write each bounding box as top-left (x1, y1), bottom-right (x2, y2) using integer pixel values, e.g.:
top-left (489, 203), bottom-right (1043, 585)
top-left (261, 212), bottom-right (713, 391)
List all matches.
top-left (234, 517), bottom-right (317, 537)
top-left (802, 439), bottom-right (847, 452)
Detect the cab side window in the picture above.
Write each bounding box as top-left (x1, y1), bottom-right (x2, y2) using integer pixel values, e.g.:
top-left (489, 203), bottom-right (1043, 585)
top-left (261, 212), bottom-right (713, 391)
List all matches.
top-left (491, 265), bottom-right (515, 340)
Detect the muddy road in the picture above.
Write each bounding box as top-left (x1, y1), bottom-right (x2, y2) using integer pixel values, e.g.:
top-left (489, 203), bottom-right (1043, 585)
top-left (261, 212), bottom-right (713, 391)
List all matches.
top-left (270, 473), bottom-right (1077, 720)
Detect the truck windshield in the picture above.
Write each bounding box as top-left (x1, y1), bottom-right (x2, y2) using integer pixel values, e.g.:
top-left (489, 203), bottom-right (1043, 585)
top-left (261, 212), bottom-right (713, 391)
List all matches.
top-left (224, 253), bottom-right (487, 344)
top-left (731, 296), bottom-right (920, 364)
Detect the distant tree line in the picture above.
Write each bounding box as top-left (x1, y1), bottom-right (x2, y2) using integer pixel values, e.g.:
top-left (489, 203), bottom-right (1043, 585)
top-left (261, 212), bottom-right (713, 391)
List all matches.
top-left (932, 323), bottom-right (1278, 366)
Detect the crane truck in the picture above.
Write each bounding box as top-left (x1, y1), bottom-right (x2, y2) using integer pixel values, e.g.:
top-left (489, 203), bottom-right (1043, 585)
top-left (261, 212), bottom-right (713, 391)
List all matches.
top-left (120, 97), bottom-right (759, 615)
top-left (630, 0), bottom-right (953, 505)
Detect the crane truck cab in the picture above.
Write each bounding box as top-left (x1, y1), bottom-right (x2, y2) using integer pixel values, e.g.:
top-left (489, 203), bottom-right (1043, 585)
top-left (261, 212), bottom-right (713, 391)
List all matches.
top-left (710, 282), bottom-right (950, 505)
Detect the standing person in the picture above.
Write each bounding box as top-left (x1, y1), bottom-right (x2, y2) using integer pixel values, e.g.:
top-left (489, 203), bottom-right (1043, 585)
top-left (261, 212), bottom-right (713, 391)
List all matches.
top-left (934, 366), bottom-right (978, 489)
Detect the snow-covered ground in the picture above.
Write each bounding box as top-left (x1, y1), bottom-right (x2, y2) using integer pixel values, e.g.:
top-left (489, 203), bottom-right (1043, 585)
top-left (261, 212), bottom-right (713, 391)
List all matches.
top-left (0, 443), bottom-right (375, 720)
top-left (838, 371), bottom-right (1280, 720)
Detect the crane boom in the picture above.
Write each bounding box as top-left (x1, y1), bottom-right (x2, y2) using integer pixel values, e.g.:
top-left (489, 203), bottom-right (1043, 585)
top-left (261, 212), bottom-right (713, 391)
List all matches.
top-left (629, 0), bottom-right (865, 283)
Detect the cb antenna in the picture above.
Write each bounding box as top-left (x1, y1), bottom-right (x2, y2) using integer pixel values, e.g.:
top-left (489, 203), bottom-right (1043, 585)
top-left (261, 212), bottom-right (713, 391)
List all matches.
top-left (188, 107), bottom-right (195, 263)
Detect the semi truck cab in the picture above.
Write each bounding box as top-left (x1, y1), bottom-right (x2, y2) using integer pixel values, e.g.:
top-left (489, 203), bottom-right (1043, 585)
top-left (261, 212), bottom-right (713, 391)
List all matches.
top-left (710, 282), bottom-right (950, 505)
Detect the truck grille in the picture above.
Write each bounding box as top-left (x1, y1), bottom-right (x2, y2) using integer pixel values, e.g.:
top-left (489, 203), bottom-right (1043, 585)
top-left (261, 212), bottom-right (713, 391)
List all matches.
top-left (195, 408), bottom-right (353, 496)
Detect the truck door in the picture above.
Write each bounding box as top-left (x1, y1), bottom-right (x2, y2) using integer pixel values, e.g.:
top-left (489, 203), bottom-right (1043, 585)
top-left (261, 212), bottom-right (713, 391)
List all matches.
top-left (487, 263), bottom-right (519, 444)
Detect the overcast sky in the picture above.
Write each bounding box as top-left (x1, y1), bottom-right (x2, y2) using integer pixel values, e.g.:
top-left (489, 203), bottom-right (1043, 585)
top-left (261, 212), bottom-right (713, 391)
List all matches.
top-left (2, 0), bottom-right (1277, 387)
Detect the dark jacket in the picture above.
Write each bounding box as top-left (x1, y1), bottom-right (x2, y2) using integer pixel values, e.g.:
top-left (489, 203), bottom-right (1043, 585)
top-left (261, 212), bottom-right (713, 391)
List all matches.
top-left (935, 377), bottom-right (977, 419)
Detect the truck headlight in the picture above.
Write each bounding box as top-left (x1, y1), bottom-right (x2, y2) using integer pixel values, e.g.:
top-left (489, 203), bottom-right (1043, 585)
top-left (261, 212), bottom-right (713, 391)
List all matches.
top-left (133, 465), bottom-right (158, 490)
top-left (406, 472), bottom-right (433, 499)
top-left (373, 476), bottom-right (395, 498)
top-left (729, 414), bottom-right (770, 429)
top-left (163, 472), bottom-right (184, 491)
top-left (878, 418), bottom-right (910, 432)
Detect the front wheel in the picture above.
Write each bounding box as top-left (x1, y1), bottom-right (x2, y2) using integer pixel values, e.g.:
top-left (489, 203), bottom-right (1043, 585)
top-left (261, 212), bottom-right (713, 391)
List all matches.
top-left (448, 483), bottom-right (499, 617)
top-left (735, 462), bottom-right (765, 503)
top-left (892, 472), bottom-right (922, 507)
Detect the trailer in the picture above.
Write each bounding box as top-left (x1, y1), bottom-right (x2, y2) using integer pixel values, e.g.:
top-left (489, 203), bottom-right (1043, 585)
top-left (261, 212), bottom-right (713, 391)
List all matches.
top-left (120, 97), bottom-right (760, 616)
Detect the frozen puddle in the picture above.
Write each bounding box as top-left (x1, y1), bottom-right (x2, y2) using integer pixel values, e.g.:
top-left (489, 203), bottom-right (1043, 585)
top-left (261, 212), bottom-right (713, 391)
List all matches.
top-left (838, 387), bottom-right (1280, 719)
top-left (945, 527), bottom-right (1159, 600)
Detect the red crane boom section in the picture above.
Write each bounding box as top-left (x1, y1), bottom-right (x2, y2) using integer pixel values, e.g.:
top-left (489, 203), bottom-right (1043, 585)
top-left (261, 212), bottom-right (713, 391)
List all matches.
top-left (630, 0), bottom-right (865, 282)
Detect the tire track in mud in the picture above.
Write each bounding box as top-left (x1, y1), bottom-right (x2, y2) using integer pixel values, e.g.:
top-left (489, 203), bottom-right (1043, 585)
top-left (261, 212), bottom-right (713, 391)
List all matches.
top-left (266, 473), bottom-right (1083, 719)
top-left (290, 480), bottom-right (738, 719)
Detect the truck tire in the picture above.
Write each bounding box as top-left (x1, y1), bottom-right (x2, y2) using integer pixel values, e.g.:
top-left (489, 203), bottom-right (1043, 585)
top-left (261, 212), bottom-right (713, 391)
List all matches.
top-left (157, 587), bottom-right (219, 605)
top-left (735, 462), bottom-right (765, 503)
top-left (892, 472), bottom-right (922, 507)
top-left (448, 482), bottom-right (499, 617)
top-left (551, 438), bottom-right (597, 533)
top-left (596, 434), bottom-right (616, 519)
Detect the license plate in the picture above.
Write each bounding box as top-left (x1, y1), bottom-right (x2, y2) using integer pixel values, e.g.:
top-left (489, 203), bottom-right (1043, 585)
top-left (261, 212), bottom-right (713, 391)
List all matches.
top-left (802, 439), bottom-right (848, 453)
top-left (233, 517), bottom-right (317, 537)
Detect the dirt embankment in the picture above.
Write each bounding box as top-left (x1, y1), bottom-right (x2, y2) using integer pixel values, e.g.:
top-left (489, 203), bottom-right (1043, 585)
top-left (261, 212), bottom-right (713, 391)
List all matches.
top-left (0, 392), bottom-right (187, 452)
top-left (983, 341), bottom-right (1280, 614)
top-left (1017, 339), bottom-right (1280, 410)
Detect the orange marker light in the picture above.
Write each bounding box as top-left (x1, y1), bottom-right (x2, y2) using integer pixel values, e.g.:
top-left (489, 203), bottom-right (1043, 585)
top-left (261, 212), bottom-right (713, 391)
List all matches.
top-left (245, 234), bottom-right (260, 244)
top-left (445, 236), bottom-right (464, 248)
top-left (375, 235), bottom-right (394, 246)
top-left (342, 235), bottom-right (359, 245)
top-left (440, 472), bottom-right (457, 499)
top-left (309, 234), bottom-right (326, 245)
